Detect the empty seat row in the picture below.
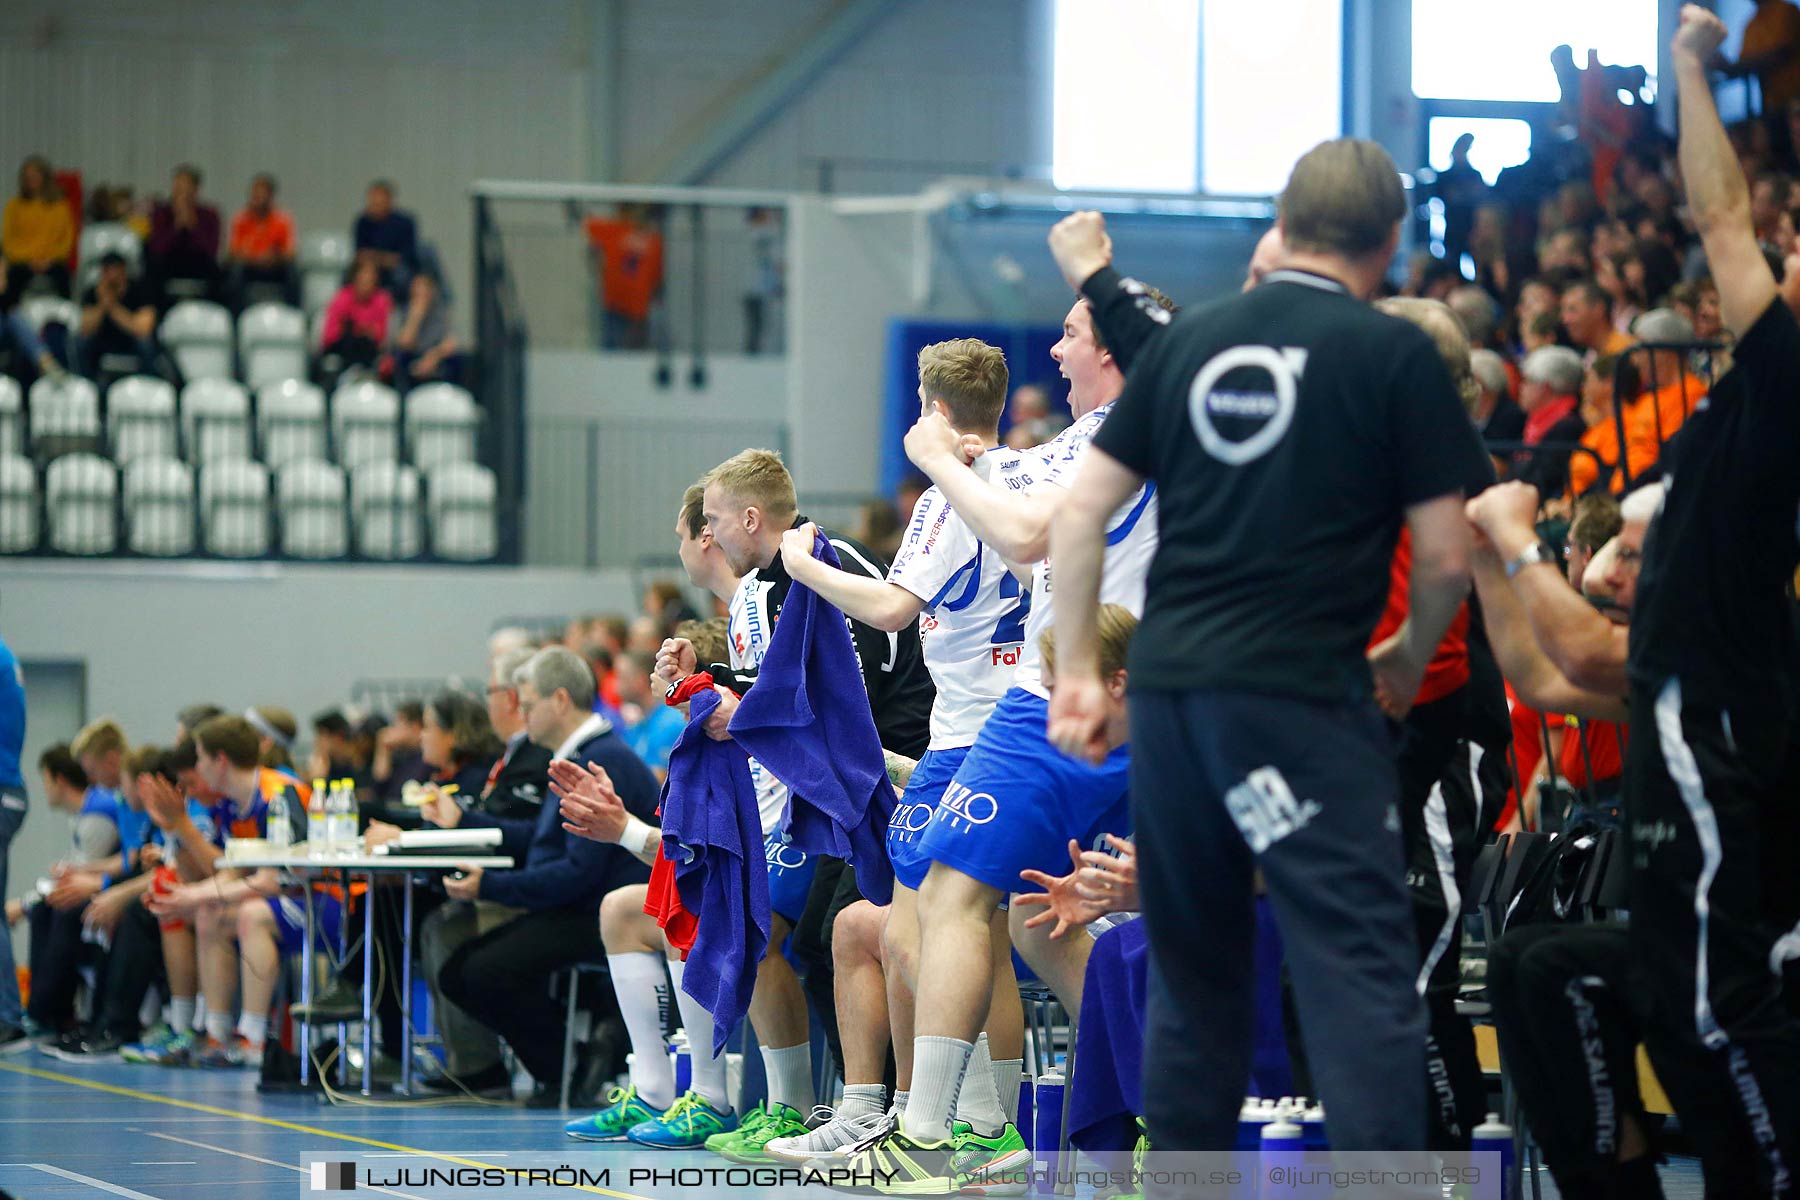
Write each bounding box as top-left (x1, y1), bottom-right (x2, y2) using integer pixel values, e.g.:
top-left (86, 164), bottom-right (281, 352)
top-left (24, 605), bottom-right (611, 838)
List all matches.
top-left (1, 375), bottom-right (480, 471)
top-left (0, 454), bottom-right (497, 561)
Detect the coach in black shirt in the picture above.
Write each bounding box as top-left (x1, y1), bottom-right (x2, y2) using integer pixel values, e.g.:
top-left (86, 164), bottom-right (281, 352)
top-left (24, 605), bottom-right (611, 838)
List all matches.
top-left (1610, 11), bottom-right (1800, 1194)
top-left (1046, 139), bottom-right (1487, 1159)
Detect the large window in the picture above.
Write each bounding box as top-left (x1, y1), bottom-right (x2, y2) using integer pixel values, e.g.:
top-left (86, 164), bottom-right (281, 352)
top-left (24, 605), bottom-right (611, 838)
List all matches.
top-left (1201, 0), bottom-right (1343, 195)
top-left (1052, 0), bottom-right (1201, 192)
top-left (1051, 0), bottom-right (1341, 195)
top-left (1411, 0), bottom-right (1658, 103)
top-left (1427, 116), bottom-right (1533, 186)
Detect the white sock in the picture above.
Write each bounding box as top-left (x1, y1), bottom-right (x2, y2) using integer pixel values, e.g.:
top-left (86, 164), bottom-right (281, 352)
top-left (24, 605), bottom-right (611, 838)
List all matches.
top-left (838, 1082), bottom-right (885, 1121)
top-left (609, 953), bottom-right (675, 1109)
top-left (955, 1032), bottom-right (1008, 1137)
top-left (168, 996), bottom-right (196, 1033)
top-left (193, 996), bottom-right (208, 1032)
top-left (668, 958), bottom-right (730, 1112)
top-left (205, 1011), bottom-right (234, 1044)
top-left (236, 1012), bottom-right (268, 1049)
top-left (761, 1042), bottom-right (816, 1114)
top-left (892, 1089), bottom-right (910, 1115)
top-left (904, 1036), bottom-right (972, 1144)
top-left (994, 1058), bottom-right (1024, 1127)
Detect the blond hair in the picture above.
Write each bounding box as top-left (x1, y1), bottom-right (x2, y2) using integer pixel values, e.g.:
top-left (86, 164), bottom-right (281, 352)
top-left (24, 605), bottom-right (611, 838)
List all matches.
top-left (1279, 138), bottom-right (1405, 258)
top-left (917, 339), bottom-right (1009, 432)
top-left (1374, 296), bottom-right (1482, 415)
top-left (71, 717), bottom-right (127, 761)
top-left (676, 617), bottom-right (729, 668)
top-left (707, 449), bottom-right (796, 524)
top-left (1039, 603), bottom-right (1138, 679)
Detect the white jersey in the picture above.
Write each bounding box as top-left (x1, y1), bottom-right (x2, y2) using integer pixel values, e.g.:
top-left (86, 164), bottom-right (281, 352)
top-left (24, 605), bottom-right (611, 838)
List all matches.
top-left (1016, 401), bottom-right (1158, 698)
top-left (887, 447), bottom-right (1045, 750)
top-left (727, 573), bottom-right (790, 835)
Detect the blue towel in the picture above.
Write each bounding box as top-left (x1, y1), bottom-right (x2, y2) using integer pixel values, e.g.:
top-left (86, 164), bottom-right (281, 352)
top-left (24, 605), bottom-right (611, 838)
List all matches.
top-left (662, 687), bottom-right (770, 1055)
top-left (730, 529), bottom-right (896, 905)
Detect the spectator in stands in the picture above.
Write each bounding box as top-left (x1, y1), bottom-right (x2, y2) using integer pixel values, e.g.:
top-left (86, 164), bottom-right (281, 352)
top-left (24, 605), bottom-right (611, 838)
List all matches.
top-left (1521, 310), bottom-right (1562, 354)
top-left (1567, 352), bottom-right (1645, 497)
top-left (1003, 383), bottom-right (1064, 449)
top-left (1622, 238), bottom-right (1682, 316)
top-left (584, 203), bottom-right (663, 350)
top-left (626, 616), bottom-right (663, 657)
top-left (1431, 132), bottom-right (1488, 266)
top-left (1514, 345), bottom-right (1587, 496)
top-left (1595, 251), bottom-right (1641, 335)
top-left (855, 497), bottom-right (902, 564)
top-left (424, 646), bottom-right (659, 1105)
top-left (319, 257), bottom-right (392, 380)
top-left (1469, 348), bottom-right (1526, 443)
top-left (1446, 284), bottom-right (1502, 350)
top-left (1627, 307), bottom-right (1707, 452)
top-left (307, 709), bottom-right (367, 789)
top-left (1537, 228), bottom-right (1591, 277)
top-left (247, 705), bottom-right (299, 776)
top-left (613, 650), bottom-right (682, 780)
top-left (146, 164), bottom-right (222, 308)
top-left (1560, 277), bottom-right (1635, 360)
top-left (420, 691), bottom-right (503, 798)
top-left (641, 579), bottom-right (699, 633)
top-left (392, 271), bottom-right (459, 391)
top-left (0, 265), bottom-right (67, 383)
top-left (743, 205), bottom-right (784, 354)
top-left (226, 173), bottom-right (297, 309)
top-left (352, 180), bottom-right (418, 298)
top-left (3, 156), bottom-right (72, 300)
top-left (76, 252), bottom-right (161, 381)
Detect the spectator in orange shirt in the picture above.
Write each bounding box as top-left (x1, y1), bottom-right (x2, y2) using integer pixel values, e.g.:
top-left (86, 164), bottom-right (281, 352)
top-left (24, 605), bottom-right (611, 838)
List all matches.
top-left (1559, 277), bottom-right (1635, 361)
top-left (1730, 0), bottom-right (1800, 115)
top-left (1626, 307), bottom-right (1707, 453)
top-left (583, 204), bottom-right (664, 350)
top-left (226, 174), bottom-right (298, 310)
top-left (1567, 352), bottom-right (1644, 497)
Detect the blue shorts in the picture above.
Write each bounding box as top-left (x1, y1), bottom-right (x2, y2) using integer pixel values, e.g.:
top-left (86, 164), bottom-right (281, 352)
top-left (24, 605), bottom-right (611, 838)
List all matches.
top-left (764, 836), bottom-right (817, 924)
top-left (269, 893), bottom-right (344, 957)
top-left (919, 688), bottom-right (1132, 894)
top-left (888, 746), bottom-right (971, 892)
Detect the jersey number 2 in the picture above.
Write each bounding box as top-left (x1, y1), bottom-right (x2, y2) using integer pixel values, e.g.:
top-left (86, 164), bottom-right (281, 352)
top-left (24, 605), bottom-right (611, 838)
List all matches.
top-left (992, 574), bottom-right (1031, 645)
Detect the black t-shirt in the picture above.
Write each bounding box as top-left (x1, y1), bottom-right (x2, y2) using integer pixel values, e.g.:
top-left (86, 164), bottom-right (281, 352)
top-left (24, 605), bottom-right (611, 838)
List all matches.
top-left (1092, 269), bottom-right (1491, 703)
top-left (80, 280), bottom-right (156, 350)
top-left (712, 520), bottom-right (937, 759)
top-left (1480, 398), bottom-right (1527, 444)
top-left (1628, 299), bottom-right (1800, 716)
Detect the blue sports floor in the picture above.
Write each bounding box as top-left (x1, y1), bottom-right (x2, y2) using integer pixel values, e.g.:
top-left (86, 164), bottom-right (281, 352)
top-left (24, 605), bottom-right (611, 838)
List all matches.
top-left (0, 1051), bottom-right (1706, 1199)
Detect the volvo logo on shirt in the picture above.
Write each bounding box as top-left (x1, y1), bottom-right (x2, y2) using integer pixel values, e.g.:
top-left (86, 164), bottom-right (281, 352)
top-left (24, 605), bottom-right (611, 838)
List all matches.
top-left (936, 782), bottom-right (998, 829)
top-left (1189, 346), bottom-right (1308, 465)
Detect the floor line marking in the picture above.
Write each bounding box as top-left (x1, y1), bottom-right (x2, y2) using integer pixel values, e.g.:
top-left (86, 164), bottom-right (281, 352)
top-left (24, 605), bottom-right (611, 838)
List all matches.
top-left (144, 1131), bottom-right (430, 1200)
top-left (0, 1062), bottom-right (648, 1200)
top-left (7, 1163), bottom-right (166, 1199)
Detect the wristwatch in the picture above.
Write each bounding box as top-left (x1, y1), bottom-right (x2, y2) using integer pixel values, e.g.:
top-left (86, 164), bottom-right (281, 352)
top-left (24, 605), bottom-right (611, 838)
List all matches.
top-left (1504, 541), bottom-right (1558, 580)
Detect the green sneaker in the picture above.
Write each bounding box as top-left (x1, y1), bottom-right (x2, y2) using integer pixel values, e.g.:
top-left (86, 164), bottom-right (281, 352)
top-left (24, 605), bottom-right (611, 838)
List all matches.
top-left (704, 1099), bottom-right (767, 1156)
top-left (838, 1120), bottom-right (960, 1196)
top-left (119, 1024), bottom-right (176, 1064)
top-left (717, 1100), bottom-right (807, 1164)
top-left (627, 1091), bottom-right (739, 1150)
top-left (950, 1123), bottom-right (1032, 1196)
top-left (125, 1026), bottom-right (197, 1066)
top-left (565, 1085), bottom-right (663, 1142)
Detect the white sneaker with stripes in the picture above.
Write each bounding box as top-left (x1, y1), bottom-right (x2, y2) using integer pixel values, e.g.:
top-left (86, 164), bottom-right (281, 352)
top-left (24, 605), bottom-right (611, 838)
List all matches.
top-left (764, 1105), bottom-right (893, 1162)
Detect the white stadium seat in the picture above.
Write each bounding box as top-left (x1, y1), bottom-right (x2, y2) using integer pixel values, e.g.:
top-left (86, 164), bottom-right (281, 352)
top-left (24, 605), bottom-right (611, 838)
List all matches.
top-left (28, 375), bottom-right (100, 454)
top-left (199, 460), bottom-right (270, 557)
top-left (122, 457), bottom-right (194, 556)
top-left (277, 460), bottom-right (347, 559)
top-left (331, 380), bottom-right (400, 469)
top-left (299, 232), bottom-right (351, 316)
top-left (18, 296), bottom-right (78, 337)
top-left (404, 383), bottom-right (479, 471)
top-left (0, 377), bottom-right (20, 459)
top-left (256, 379), bottom-right (327, 469)
top-left (0, 454), bottom-right (38, 553)
top-left (160, 300), bottom-right (235, 382)
top-left (237, 302), bottom-right (308, 390)
top-left (44, 453), bottom-right (117, 555)
top-left (106, 376), bottom-right (178, 466)
top-left (180, 379), bottom-right (252, 464)
top-left (76, 222), bottom-right (143, 292)
top-left (351, 461), bottom-right (421, 560)
top-left (428, 462), bottom-right (497, 561)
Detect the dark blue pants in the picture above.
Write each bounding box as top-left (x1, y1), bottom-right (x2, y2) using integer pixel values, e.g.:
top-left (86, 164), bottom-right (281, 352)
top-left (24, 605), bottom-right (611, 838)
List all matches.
top-left (1129, 687), bottom-right (1428, 1155)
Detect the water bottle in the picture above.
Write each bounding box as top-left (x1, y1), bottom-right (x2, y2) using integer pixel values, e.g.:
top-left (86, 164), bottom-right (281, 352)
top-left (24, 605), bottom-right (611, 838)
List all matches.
top-left (1236, 1097), bottom-right (1272, 1151)
top-left (1259, 1118), bottom-right (1308, 1200)
top-left (329, 779), bottom-right (359, 855)
top-left (308, 778), bottom-right (328, 856)
top-left (1472, 1112), bottom-right (1515, 1200)
top-left (669, 1032), bottom-right (692, 1096)
top-left (267, 790), bottom-right (292, 852)
top-left (1016, 1077), bottom-right (1035, 1150)
top-left (1030, 1071), bottom-right (1064, 1195)
top-left (1300, 1100), bottom-right (1328, 1152)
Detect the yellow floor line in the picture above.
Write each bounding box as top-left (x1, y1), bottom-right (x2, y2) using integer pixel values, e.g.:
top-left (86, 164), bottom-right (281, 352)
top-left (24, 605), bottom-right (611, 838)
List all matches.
top-left (0, 1061), bottom-right (647, 1199)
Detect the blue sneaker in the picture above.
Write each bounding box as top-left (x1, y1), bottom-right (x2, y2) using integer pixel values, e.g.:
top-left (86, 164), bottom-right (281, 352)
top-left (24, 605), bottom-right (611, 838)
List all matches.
top-left (626, 1091), bottom-right (739, 1150)
top-left (565, 1085), bottom-right (663, 1142)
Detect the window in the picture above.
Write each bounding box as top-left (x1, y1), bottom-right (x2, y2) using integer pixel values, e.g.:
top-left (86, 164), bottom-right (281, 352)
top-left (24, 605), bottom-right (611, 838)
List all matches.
top-left (1427, 116), bottom-right (1533, 186)
top-left (1052, 0), bottom-right (1201, 192)
top-left (1201, 0), bottom-right (1343, 195)
top-left (1411, 0), bottom-right (1658, 103)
